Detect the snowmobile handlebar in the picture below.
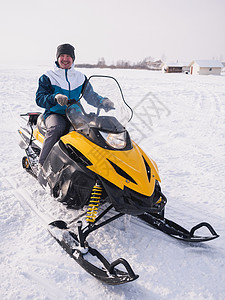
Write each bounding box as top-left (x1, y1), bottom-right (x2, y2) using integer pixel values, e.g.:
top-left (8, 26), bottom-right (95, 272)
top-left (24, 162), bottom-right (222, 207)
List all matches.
top-left (66, 99), bottom-right (91, 116)
top-left (67, 99), bottom-right (114, 118)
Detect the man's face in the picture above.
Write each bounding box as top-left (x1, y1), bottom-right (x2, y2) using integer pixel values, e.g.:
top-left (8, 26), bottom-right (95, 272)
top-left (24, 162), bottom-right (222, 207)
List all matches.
top-left (58, 54), bottom-right (73, 69)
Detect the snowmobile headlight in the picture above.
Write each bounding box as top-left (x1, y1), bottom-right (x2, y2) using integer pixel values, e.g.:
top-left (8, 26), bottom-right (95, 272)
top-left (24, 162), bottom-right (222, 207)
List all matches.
top-left (99, 131), bottom-right (126, 149)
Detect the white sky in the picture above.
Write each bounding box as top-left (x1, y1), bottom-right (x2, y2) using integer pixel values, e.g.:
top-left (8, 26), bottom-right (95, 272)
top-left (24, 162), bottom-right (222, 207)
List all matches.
top-left (1, 0), bottom-right (225, 65)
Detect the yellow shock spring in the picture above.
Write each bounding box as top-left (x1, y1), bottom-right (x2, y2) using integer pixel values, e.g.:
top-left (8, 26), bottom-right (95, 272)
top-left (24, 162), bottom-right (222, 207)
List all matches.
top-left (86, 184), bottom-right (102, 223)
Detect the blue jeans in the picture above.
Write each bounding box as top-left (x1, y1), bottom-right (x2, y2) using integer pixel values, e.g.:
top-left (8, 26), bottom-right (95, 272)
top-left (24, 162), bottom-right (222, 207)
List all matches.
top-left (39, 114), bottom-right (70, 166)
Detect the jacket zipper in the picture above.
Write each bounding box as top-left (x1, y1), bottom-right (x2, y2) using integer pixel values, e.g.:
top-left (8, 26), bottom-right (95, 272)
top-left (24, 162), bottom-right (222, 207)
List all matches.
top-left (65, 69), bottom-right (71, 99)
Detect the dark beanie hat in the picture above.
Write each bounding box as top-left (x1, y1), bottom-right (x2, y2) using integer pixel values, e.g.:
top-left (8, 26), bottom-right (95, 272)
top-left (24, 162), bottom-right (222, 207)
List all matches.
top-left (56, 43), bottom-right (75, 61)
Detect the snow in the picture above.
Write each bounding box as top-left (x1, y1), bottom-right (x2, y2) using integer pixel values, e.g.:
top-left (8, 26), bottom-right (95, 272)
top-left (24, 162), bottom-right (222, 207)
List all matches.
top-left (1, 65), bottom-right (225, 299)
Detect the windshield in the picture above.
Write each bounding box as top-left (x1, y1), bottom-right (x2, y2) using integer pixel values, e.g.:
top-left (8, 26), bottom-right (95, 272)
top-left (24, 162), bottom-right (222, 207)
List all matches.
top-left (66, 75), bottom-right (132, 132)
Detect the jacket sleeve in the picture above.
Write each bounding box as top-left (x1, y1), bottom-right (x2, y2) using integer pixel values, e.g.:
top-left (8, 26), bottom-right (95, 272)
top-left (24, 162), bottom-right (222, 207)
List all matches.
top-left (82, 81), bottom-right (103, 107)
top-left (36, 75), bottom-right (58, 110)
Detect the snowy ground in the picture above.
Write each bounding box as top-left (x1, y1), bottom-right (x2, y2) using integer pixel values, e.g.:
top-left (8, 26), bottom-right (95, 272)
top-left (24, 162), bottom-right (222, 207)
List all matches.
top-left (0, 65), bottom-right (225, 300)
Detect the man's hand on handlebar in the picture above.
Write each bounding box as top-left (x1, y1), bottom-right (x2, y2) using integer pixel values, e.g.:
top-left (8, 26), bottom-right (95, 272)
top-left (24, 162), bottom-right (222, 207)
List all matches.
top-left (100, 98), bottom-right (115, 112)
top-left (55, 94), bottom-right (69, 106)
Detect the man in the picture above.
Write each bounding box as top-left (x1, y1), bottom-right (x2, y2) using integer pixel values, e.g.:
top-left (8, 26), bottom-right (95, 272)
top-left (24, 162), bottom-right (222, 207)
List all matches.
top-left (36, 43), bottom-right (113, 167)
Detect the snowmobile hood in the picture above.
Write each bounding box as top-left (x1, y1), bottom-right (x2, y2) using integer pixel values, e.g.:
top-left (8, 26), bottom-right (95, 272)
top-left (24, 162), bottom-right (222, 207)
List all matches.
top-left (61, 131), bottom-right (160, 197)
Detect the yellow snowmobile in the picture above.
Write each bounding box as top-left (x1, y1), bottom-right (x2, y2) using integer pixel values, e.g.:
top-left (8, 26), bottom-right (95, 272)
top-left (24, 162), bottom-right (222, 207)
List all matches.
top-left (18, 75), bottom-right (219, 285)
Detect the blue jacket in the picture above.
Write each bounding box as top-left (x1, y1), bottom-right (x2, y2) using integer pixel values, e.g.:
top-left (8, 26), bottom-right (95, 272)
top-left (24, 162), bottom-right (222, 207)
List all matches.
top-left (36, 62), bottom-right (103, 119)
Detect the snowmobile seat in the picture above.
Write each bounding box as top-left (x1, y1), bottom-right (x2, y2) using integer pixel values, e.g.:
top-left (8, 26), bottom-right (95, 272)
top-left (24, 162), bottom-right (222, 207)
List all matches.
top-left (37, 114), bottom-right (47, 136)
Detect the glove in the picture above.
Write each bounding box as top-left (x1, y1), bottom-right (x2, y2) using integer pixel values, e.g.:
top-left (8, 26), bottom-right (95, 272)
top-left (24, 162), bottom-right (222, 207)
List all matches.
top-left (101, 98), bottom-right (115, 112)
top-left (55, 94), bottom-right (68, 106)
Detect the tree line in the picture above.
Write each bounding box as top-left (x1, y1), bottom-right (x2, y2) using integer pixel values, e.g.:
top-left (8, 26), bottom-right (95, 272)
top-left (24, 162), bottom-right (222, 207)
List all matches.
top-left (76, 57), bottom-right (163, 70)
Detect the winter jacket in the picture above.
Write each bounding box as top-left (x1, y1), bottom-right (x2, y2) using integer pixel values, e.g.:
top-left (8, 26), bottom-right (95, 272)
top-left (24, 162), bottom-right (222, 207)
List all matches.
top-left (36, 62), bottom-right (103, 119)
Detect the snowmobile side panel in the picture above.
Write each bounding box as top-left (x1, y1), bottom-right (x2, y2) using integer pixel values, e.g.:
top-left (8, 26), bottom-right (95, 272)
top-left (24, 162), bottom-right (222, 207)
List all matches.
top-left (42, 140), bottom-right (96, 208)
top-left (60, 131), bottom-right (160, 197)
top-left (33, 127), bottom-right (44, 143)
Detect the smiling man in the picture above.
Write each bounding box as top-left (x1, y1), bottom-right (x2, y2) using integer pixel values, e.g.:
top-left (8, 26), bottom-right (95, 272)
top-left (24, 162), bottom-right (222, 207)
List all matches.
top-left (35, 43), bottom-right (86, 166)
top-left (57, 45), bottom-right (74, 69)
top-left (35, 43), bottom-right (114, 168)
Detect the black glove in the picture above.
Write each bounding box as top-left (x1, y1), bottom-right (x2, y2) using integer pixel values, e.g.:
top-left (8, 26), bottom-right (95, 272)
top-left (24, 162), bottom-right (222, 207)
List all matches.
top-left (101, 98), bottom-right (115, 112)
top-left (55, 94), bottom-right (68, 106)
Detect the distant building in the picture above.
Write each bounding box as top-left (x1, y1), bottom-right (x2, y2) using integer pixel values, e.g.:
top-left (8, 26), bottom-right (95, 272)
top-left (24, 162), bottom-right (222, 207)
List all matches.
top-left (189, 60), bottom-right (223, 75)
top-left (145, 60), bottom-right (163, 70)
top-left (162, 62), bottom-right (183, 73)
top-left (162, 62), bottom-right (190, 73)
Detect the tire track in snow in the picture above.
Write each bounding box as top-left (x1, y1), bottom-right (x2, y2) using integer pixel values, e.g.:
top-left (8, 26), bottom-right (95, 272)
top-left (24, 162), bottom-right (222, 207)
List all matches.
top-left (5, 175), bottom-right (54, 226)
top-left (2, 172), bottom-right (87, 300)
top-left (174, 87), bottom-right (225, 218)
top-left (20, 270), bottom-right (68, 300)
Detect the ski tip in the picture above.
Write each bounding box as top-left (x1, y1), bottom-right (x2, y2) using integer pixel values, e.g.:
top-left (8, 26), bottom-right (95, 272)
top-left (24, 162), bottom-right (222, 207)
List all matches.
top-left (49, 220), bottom-right (68, 229)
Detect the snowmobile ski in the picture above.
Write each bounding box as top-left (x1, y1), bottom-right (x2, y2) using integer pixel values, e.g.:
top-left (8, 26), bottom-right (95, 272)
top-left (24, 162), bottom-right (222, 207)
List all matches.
top-left (138, 213), bottom-right (219, 242)
top-left (48, 220), bottom-right (139, 285)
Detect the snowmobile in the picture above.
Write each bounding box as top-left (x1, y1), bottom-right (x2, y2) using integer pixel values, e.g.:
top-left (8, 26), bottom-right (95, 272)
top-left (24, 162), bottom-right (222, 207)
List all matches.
top-left (18, 75), bottom-right (219, 285)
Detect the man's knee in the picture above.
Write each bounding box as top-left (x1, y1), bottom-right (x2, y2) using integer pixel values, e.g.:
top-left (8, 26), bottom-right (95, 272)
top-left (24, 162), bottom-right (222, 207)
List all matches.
top-left (46, 122), bottom-right (67, 140)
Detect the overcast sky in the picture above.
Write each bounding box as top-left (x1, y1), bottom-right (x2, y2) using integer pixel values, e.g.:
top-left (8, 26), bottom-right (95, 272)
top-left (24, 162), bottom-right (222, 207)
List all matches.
top-left (1, 0), bottom-right (224, 66)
